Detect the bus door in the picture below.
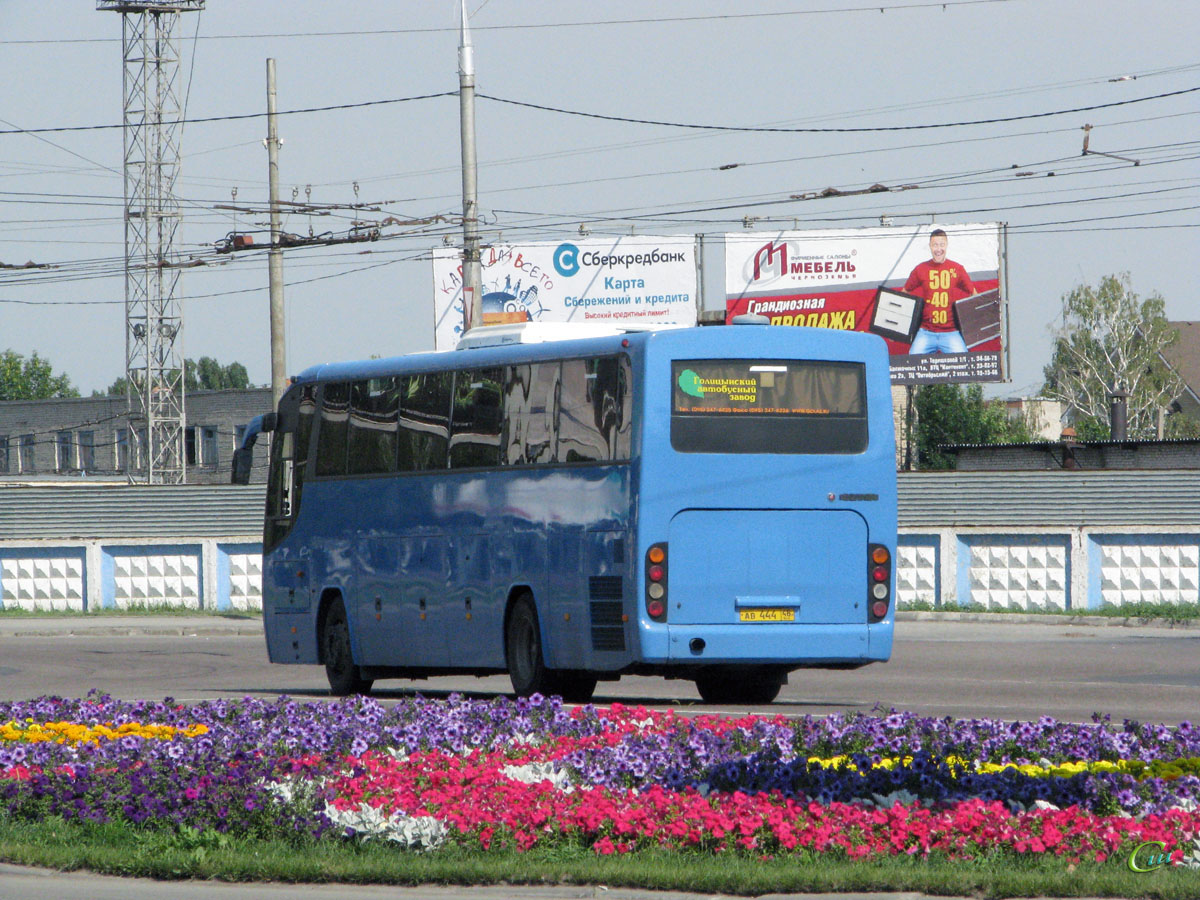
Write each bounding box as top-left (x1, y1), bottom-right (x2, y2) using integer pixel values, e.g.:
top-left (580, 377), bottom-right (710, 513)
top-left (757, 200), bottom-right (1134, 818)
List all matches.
top-left (445, 370), bottom-right (505, 669)
top-left (263, 385), bottom-right (317, 664)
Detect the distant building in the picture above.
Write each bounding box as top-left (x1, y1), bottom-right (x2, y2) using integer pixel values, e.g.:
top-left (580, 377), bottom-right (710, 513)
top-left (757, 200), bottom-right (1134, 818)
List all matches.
top-left (942, 430), bottom-right (1200, 471)
top-left (1161, 321), bottom-right (1200, 420)
top-left (0, 389), bottom-right (271, 484)
top-left (1002, 397), bottom-right (1062, 440)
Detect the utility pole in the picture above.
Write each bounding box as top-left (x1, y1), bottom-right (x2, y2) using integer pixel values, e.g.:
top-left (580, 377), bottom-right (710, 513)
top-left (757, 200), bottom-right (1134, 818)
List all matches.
top-left (265, 58), bottom-right (287, 411)
top-left (98, 0), bottom-right (204, 484)
top-left (458, 0), bottom-right (482, 333)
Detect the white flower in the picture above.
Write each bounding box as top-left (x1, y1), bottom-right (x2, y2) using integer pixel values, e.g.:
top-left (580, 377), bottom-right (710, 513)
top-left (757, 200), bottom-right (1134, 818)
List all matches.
top-left (1178, 837), bottom-right (1200, 870)
top-left (323, 802), bottom-right (447, 851)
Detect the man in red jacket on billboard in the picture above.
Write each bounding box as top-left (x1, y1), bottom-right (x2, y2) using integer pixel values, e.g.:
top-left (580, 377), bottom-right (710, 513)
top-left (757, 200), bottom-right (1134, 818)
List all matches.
top-left (903, 228), bottom-right (977, 354)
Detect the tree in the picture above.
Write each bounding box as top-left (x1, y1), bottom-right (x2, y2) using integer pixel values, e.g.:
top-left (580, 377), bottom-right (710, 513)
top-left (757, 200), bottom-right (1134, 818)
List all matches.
top-left (0, 350), bottom-right (79, 401)
top-left (185, 357), bottom-right (250, 392)
top-left (94, 357), bottom-right (251, 397)
top-left (914, 383), bottom-right (1034, 470)
top-left (1041, 274), bottom-right (1183, 439)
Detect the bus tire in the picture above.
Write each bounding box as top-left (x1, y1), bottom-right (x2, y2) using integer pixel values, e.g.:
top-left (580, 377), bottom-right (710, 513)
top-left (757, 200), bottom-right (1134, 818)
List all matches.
top-left (695, 669), bottom-right (781, 705)
top-left (555, 672), bottom-right (599, 704)
top-left (505, 593), bottom-right (555, 697)
top-left (322, 599), bottom-right (373, 697)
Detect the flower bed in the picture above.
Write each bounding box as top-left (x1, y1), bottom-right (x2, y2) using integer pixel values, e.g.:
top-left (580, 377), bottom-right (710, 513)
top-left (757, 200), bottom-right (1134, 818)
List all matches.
top-left (1, 694), bottom-right (1198, 867)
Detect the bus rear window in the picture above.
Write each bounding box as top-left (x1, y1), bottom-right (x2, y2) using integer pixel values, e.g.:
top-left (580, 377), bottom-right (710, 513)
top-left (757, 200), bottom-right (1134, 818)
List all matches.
top-left (671, 359), bottom-right (867, 454)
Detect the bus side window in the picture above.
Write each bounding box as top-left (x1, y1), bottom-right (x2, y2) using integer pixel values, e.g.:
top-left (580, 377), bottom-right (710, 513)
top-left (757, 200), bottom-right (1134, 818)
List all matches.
top-left (503, 362), bottom-right (558, 466)
top-left (616, 356), bottom-right (633, 459)
top-left (558, 358), bottom-right (608, 463)
top-left (348, 377), bottom-right (400, 475)
top-left (315, 383), bottom-right (350, 477)
top-left (591, 356), bottom-right (632, 461)
top-left (399, 372), bottom-right (451, 471)
top-left (450, 367), bottom-right (503, 469)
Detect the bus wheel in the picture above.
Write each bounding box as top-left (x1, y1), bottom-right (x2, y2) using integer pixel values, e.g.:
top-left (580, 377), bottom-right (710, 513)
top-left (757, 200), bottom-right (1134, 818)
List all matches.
top-left (505, 594), bottom-right (553, 697)
top-left (555, 672), bottom-right (598, 704)
top-left (695, 669), bottom-right (781, 705)
top-left (322, 600), bottom-right (373, 697)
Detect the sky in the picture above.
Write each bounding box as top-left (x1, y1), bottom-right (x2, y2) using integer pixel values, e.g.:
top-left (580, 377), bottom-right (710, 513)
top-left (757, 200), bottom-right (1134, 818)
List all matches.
top-left (0, 0), bottom-right (1196, 398)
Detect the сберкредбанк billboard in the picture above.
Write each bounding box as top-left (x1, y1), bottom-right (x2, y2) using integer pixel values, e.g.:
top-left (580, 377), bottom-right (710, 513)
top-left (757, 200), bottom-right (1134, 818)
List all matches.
top-left (725, 223), bottom-right (1005, 384)
top-left (433, 236), bottom-right (697, 350)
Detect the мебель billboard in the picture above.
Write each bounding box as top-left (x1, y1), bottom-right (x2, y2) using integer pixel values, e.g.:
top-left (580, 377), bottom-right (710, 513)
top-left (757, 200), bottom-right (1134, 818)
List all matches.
top-left (725, 223), bottom-right (1006, 384)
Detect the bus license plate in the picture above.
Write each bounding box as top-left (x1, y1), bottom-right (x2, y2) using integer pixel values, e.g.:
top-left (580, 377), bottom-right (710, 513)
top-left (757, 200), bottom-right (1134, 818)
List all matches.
top-left (738, 608), bottom-right (795, 623)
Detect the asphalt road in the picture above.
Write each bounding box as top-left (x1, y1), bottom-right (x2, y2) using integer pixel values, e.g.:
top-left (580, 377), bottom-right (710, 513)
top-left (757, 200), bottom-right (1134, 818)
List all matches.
top-left (0, 614), bottom-right (1197, 723)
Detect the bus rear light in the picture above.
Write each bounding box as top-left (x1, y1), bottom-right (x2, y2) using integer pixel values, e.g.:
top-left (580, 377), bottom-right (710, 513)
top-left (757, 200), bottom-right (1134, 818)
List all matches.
top-left (645, 543), bottom-right (668, 622)
top-left (867, 543), bottom-right (891, 623)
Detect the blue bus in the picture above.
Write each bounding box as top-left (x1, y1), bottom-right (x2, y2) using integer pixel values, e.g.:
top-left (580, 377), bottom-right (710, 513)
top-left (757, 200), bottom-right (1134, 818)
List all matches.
top-left (246, 320), bottom-right (896, 704)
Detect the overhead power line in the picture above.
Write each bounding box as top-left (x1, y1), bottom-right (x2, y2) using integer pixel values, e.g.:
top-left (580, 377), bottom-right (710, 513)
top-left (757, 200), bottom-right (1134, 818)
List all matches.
top-left (0, 2), bottom-right (1030, 44)
top-left (0, 92), bottom-right (457, 136)
top-left (477, 85), bottom-right (1200, 134)
top-left (6, 83), bottom-right (1198, 140)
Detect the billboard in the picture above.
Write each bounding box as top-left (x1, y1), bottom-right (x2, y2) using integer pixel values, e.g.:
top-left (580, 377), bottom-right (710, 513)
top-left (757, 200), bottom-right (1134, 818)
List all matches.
top-left (725, 223), bottom-right (1005, 384)
top-left (433, 235), bottom-right (697, 350)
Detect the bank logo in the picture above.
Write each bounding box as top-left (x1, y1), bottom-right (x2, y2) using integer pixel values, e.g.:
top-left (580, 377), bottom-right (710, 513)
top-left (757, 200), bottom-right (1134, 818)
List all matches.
top-left (553, 243), bottom-right (580, 278)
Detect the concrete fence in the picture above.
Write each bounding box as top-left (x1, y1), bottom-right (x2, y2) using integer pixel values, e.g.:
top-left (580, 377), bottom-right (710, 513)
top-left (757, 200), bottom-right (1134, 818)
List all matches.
top-left (2, 471), bottom-right (1198, 613)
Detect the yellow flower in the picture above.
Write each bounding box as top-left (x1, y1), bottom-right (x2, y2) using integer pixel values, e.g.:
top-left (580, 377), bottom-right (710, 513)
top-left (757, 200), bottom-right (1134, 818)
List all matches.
top-left (0, 720), bottom-right (208, 747)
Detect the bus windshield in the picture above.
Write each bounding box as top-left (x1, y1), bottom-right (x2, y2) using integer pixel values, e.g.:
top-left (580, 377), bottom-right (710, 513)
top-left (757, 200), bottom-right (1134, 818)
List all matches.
top-left (671, 358), bottom-right (867, 454)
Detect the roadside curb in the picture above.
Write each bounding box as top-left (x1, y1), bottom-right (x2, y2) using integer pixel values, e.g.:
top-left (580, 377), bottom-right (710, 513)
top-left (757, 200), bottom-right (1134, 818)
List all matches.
top-left (0, 617), bottom-right (262, 638)
top-left (897, 610), bottom-right (1200, 628)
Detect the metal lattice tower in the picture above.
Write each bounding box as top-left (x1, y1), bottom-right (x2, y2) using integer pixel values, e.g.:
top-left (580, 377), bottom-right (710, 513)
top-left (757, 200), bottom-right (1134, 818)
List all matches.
top-left (98, 1), bottom-right (204, 484)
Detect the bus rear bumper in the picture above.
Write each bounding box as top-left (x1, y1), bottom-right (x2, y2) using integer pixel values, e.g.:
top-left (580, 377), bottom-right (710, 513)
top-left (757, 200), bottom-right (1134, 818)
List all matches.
top-left (652, 622), bottom-right (892, 665)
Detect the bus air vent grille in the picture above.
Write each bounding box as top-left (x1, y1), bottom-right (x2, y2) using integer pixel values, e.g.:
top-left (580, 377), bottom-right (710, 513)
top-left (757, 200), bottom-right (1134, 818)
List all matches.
top-left (588, 576), bottom-right (624, 600)
top-left (589, 600), bottom-right (626, 652)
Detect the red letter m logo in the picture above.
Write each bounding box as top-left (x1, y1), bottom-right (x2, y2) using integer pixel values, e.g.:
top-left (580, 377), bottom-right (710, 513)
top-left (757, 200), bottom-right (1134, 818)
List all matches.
top-left (752, 242), bottom-right (787, 281)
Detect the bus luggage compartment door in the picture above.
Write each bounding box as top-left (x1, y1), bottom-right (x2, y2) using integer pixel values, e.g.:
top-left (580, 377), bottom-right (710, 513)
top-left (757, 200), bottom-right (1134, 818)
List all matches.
top-left (667, 509), bottom-right (867, 625)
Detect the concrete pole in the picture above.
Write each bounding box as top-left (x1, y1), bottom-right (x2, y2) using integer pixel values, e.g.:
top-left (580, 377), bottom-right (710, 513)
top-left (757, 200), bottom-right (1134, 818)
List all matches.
top-left (266, 58), bottom-right (287, 410)
top-left (458, 0), bottom-right (483, 333)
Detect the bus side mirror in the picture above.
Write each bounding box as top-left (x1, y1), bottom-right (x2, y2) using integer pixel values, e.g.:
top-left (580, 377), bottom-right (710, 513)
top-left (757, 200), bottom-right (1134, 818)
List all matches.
top-left (231, 447), bottom-right (253, 485)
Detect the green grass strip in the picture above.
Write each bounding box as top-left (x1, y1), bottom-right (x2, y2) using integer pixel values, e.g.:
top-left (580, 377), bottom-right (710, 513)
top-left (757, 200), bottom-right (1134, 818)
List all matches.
top-left (0, 818), bottom-right (1197, 899)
